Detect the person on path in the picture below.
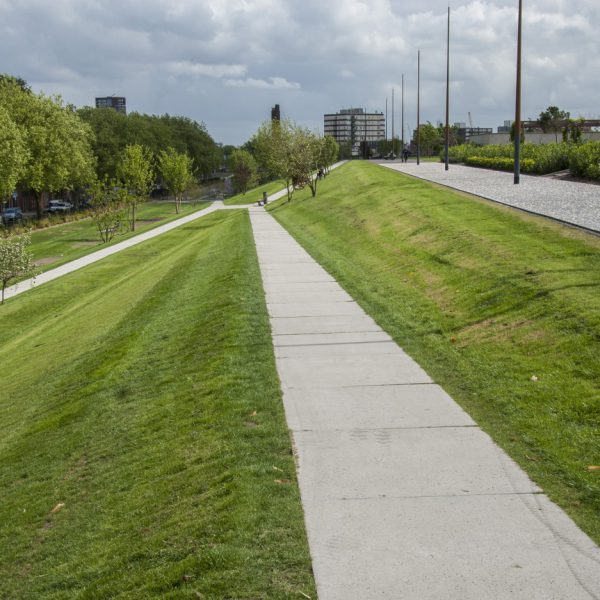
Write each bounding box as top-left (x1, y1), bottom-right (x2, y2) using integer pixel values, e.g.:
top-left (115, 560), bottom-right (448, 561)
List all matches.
top-left (402, 147), bottom-right (409, 163)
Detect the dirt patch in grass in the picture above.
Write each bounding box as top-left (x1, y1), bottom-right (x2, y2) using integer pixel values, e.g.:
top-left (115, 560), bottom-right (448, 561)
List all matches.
top-left (71, 241), bottom-right (99, 248)
top-left (33, 257), bottom-right (60, 266)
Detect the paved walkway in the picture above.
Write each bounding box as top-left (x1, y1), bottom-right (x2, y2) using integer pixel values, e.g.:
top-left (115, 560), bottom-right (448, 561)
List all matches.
top-left (380, 161), bottom-right (600, 233)
top-left (4, 203), bottom-right (220, 302)
top-left (249, 206), bottom-right (600, 599)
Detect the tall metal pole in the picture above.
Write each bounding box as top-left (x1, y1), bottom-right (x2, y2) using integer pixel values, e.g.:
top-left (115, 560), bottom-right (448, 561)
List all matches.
top-left (401, 74), bottom-right (405, 152)
top-left (445, 6), bottom-right (451, 171)
top-left (385, 97), bottom-right (388, 143)
top-left (417, 50), bottom-right (421, 165)
top-left (514, 0), bottom-right (523, 184)
top-left (392, 88), bottom-right (395, 158)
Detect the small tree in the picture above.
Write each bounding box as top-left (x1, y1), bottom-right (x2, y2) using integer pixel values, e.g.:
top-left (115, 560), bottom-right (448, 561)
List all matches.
top-left (322, 135), bottom-right (339, 173)
top-left (0, 232), bottom-right (37, 303)
top-left (89, 180), bottom-right (126, 243)
top-left (119, 144), bottom-right (154, 230)
top-left (229, 148), bottom-right (258, 195)
top-left (539, 106), bottom-right (570, 142)
top-left (157, 147), bottom-right (195, 213)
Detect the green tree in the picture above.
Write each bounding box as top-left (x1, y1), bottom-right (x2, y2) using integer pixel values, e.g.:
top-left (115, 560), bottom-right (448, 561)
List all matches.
top-left (0, 80), bottom-right (96, 218)
top-left (157, 147), bottom-right (195, 213)
top-left (415, 122), bottom-right (442, 156)
top-left (229, 148), bottom-right (258, 195)
top-left (88, 179), bottom-right (126, 243)
top-left (322, 135), bottom-right (339, 173)
top-left (0, 232), bottom-right (36, 303)
top-left (0, 106), bottom-right (28, 204)
top-left (539, 106), bottom-right (570, 142)
top-left (119, 144), bottom-right (154, 231)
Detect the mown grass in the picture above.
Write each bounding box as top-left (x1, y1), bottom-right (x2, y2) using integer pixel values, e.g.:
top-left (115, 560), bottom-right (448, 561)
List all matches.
top-left (0, 210), bottom-right (315, 599)
top-left (27, 200), bottom-right (212, 274)
top-left (224, 180), bottom-right (285, 205)
top-left (268, 160), bottom-right (600, 544)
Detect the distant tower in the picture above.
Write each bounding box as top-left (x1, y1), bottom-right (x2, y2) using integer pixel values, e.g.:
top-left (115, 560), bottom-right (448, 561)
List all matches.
top-left (271, 104), bottom-right (281, 122)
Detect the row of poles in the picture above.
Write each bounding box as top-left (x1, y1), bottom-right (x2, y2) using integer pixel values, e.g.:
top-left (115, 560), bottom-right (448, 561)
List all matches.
top-left (386, 2), bottom-right (524, 184)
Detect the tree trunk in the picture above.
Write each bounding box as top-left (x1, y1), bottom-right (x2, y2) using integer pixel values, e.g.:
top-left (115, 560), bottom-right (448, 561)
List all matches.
top-left (131, 202), bottom-right (136, 231)
top-left (35, 191), bottom-right (44, 220)
top-left (175, 194), bottom-right (180, 214)
top-left (1, 281), bottom-right (5, 304)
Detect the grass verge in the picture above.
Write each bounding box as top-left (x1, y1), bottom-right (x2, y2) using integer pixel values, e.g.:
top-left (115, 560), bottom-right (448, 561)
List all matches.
top-left (27, 200), bottom-right (212, 274)
top-left (224, 180), bottom-right (285, 205)
top-left (268, 160), bottom-right (600, 545)
top-left (0, 210), bottom-right (315, 599)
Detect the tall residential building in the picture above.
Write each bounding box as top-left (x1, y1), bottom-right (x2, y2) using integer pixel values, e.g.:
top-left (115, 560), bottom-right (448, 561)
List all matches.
top-left (95, 96), bottom-right (127, 114)
top-left (324, 108), bottom-right (385, 155)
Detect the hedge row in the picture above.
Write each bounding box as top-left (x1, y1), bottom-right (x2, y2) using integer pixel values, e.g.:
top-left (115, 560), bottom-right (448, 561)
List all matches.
top-left (465, 156), bottom-right (536, 173)
top-left (445, 142), bottom-right (600, 180)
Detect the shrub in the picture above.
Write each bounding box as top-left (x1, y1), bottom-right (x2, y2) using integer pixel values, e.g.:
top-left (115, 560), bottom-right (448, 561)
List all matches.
top-left (466, 156), bottom-right (536, 173)
top-left (568, 142), bottom-right (600, 180)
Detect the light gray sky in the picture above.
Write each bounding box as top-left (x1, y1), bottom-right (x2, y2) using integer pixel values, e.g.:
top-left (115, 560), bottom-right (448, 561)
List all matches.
top-left (1, 0), bottom-right (598, 144)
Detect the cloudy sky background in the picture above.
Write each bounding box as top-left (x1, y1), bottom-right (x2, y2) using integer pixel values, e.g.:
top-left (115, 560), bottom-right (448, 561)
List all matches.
top-left (1, 0), bottom-right (598, 144)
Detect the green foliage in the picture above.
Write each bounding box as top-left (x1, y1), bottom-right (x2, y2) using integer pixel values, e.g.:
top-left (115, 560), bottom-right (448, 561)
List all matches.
top-left (0, 232), bottom-right (36, 303)
top-left (568, 141), bottom-right (600, 180)
top-left (157, 147), bottom-right (195, 213)
top-left (0, 106), bottom-right (28, 199)
top-left (119, 144), bottom-right (154, 230)
top-left (448, 143), bottom-right (573, 174)
top-left (322, 135), bottom-right (340, 172)
top-left (466, 156), bottom-right (536, 172)
top-left (539, 106), bottom-right (570, 141)
top-left (414, 122), bottom-right (443, 156)
top-left (229, 148), bottom-right (258, 195)
top-left (79, 108), bottom-right (220, 180)
top-left (0, 78), bottom-right (96, 217)
top-left (88, 180), bottom-right (126, 243)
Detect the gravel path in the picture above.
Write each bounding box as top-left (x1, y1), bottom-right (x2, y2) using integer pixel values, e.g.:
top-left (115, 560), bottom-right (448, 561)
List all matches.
top-left (380, 161), bottom-right (600, 233)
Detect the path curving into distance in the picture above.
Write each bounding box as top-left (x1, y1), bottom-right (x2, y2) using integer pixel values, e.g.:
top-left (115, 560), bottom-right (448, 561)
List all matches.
top-left (380, 161), bottom-right (600, 234)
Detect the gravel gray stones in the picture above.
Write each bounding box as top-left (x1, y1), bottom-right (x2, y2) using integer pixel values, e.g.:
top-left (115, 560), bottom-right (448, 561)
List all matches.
top-left (381, 162), bottom-right (600, 233)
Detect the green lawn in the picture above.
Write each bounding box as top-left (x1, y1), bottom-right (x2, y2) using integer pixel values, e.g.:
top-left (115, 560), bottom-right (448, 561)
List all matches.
top-left (224, 180), bottom-right (285, 205)
top-left (28, 200), bottom-right (212, 274)
top-left (0, 210), bottom-right (315, 599)
top-left (268, 161), bottom-right (600, 545)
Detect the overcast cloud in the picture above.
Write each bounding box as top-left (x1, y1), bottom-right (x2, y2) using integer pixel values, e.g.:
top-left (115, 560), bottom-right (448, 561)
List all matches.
top-left (1, 0), bottom-right (598, 144)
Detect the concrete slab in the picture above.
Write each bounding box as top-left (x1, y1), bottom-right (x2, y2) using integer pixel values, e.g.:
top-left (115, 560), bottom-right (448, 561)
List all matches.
top-left (267, 301), bottom-right (364, 318)
top-left (262, 281), bottom-right (345, 295)
top-left (270, 314), bottom-right (382, 335)
top-left (262, 272), bottom-right (336, 284)
top-left (276, 353), bottom-right (431, 388)
top-left (295, 426), bottom-right (539, 498)
top-left (275, 340), bottom-right (401, 358)
top-left (304, 494), bottom-right (600, 600)
top-left (266, 290), bottom-right (354, 303)
top-left (273, 331), bottom-right (393, 346)
top-left (282, 384), bottom-right (475, 430)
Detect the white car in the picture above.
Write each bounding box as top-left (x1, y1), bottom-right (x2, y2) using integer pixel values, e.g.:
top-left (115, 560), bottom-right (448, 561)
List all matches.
top-left (47, 200), bottom-right (73, 214)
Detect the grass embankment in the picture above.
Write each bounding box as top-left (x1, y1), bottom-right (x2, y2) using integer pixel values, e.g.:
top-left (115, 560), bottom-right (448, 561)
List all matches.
top-left (28, 200), bottom-right (212, 274)
top-left (0, 211), bottom-right (315, 599)
top-left (268, 161), bottom-right (600, 544)
top-left (224, 180), bottom-right (285, 205)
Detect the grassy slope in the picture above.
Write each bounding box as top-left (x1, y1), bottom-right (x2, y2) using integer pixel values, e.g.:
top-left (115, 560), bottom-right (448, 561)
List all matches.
top-left (268, 161), bottom-right (600, 544)
top-left (224, 180), bottom-right (285, 205)
top-left (0, 211), bottom-right (315, 599)
top-left (28, 200), bottom-right (212, 274)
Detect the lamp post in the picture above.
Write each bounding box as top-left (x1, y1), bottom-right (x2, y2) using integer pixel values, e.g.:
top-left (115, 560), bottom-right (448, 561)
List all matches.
top-left (392, 88), bottom-right (395, 158)
top-left (445, 6), bottom-right (451, 171)
top-left (417, 50), bottom-right (421, 165)
top-left (401, 74), bottom-right (405, 154)
top-left (514, 0), bottom-right (523, 184)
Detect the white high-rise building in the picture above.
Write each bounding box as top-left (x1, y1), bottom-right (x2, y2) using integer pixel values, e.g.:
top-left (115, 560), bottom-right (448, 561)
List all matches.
top-left (324, 108), bottom-right (384, 155)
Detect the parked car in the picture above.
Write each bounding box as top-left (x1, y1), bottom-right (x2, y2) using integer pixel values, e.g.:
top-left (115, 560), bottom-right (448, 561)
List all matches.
top-left (47, 200), bottom-right (73, 214)
top-left (1, 207), bottom-right (24, 225)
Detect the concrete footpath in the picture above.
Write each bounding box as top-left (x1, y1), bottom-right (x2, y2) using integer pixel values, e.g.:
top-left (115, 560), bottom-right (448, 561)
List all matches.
top-left (249, 206), bottom-right (600, 599)
top-left (4, 203), bottom-right (220, 302)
